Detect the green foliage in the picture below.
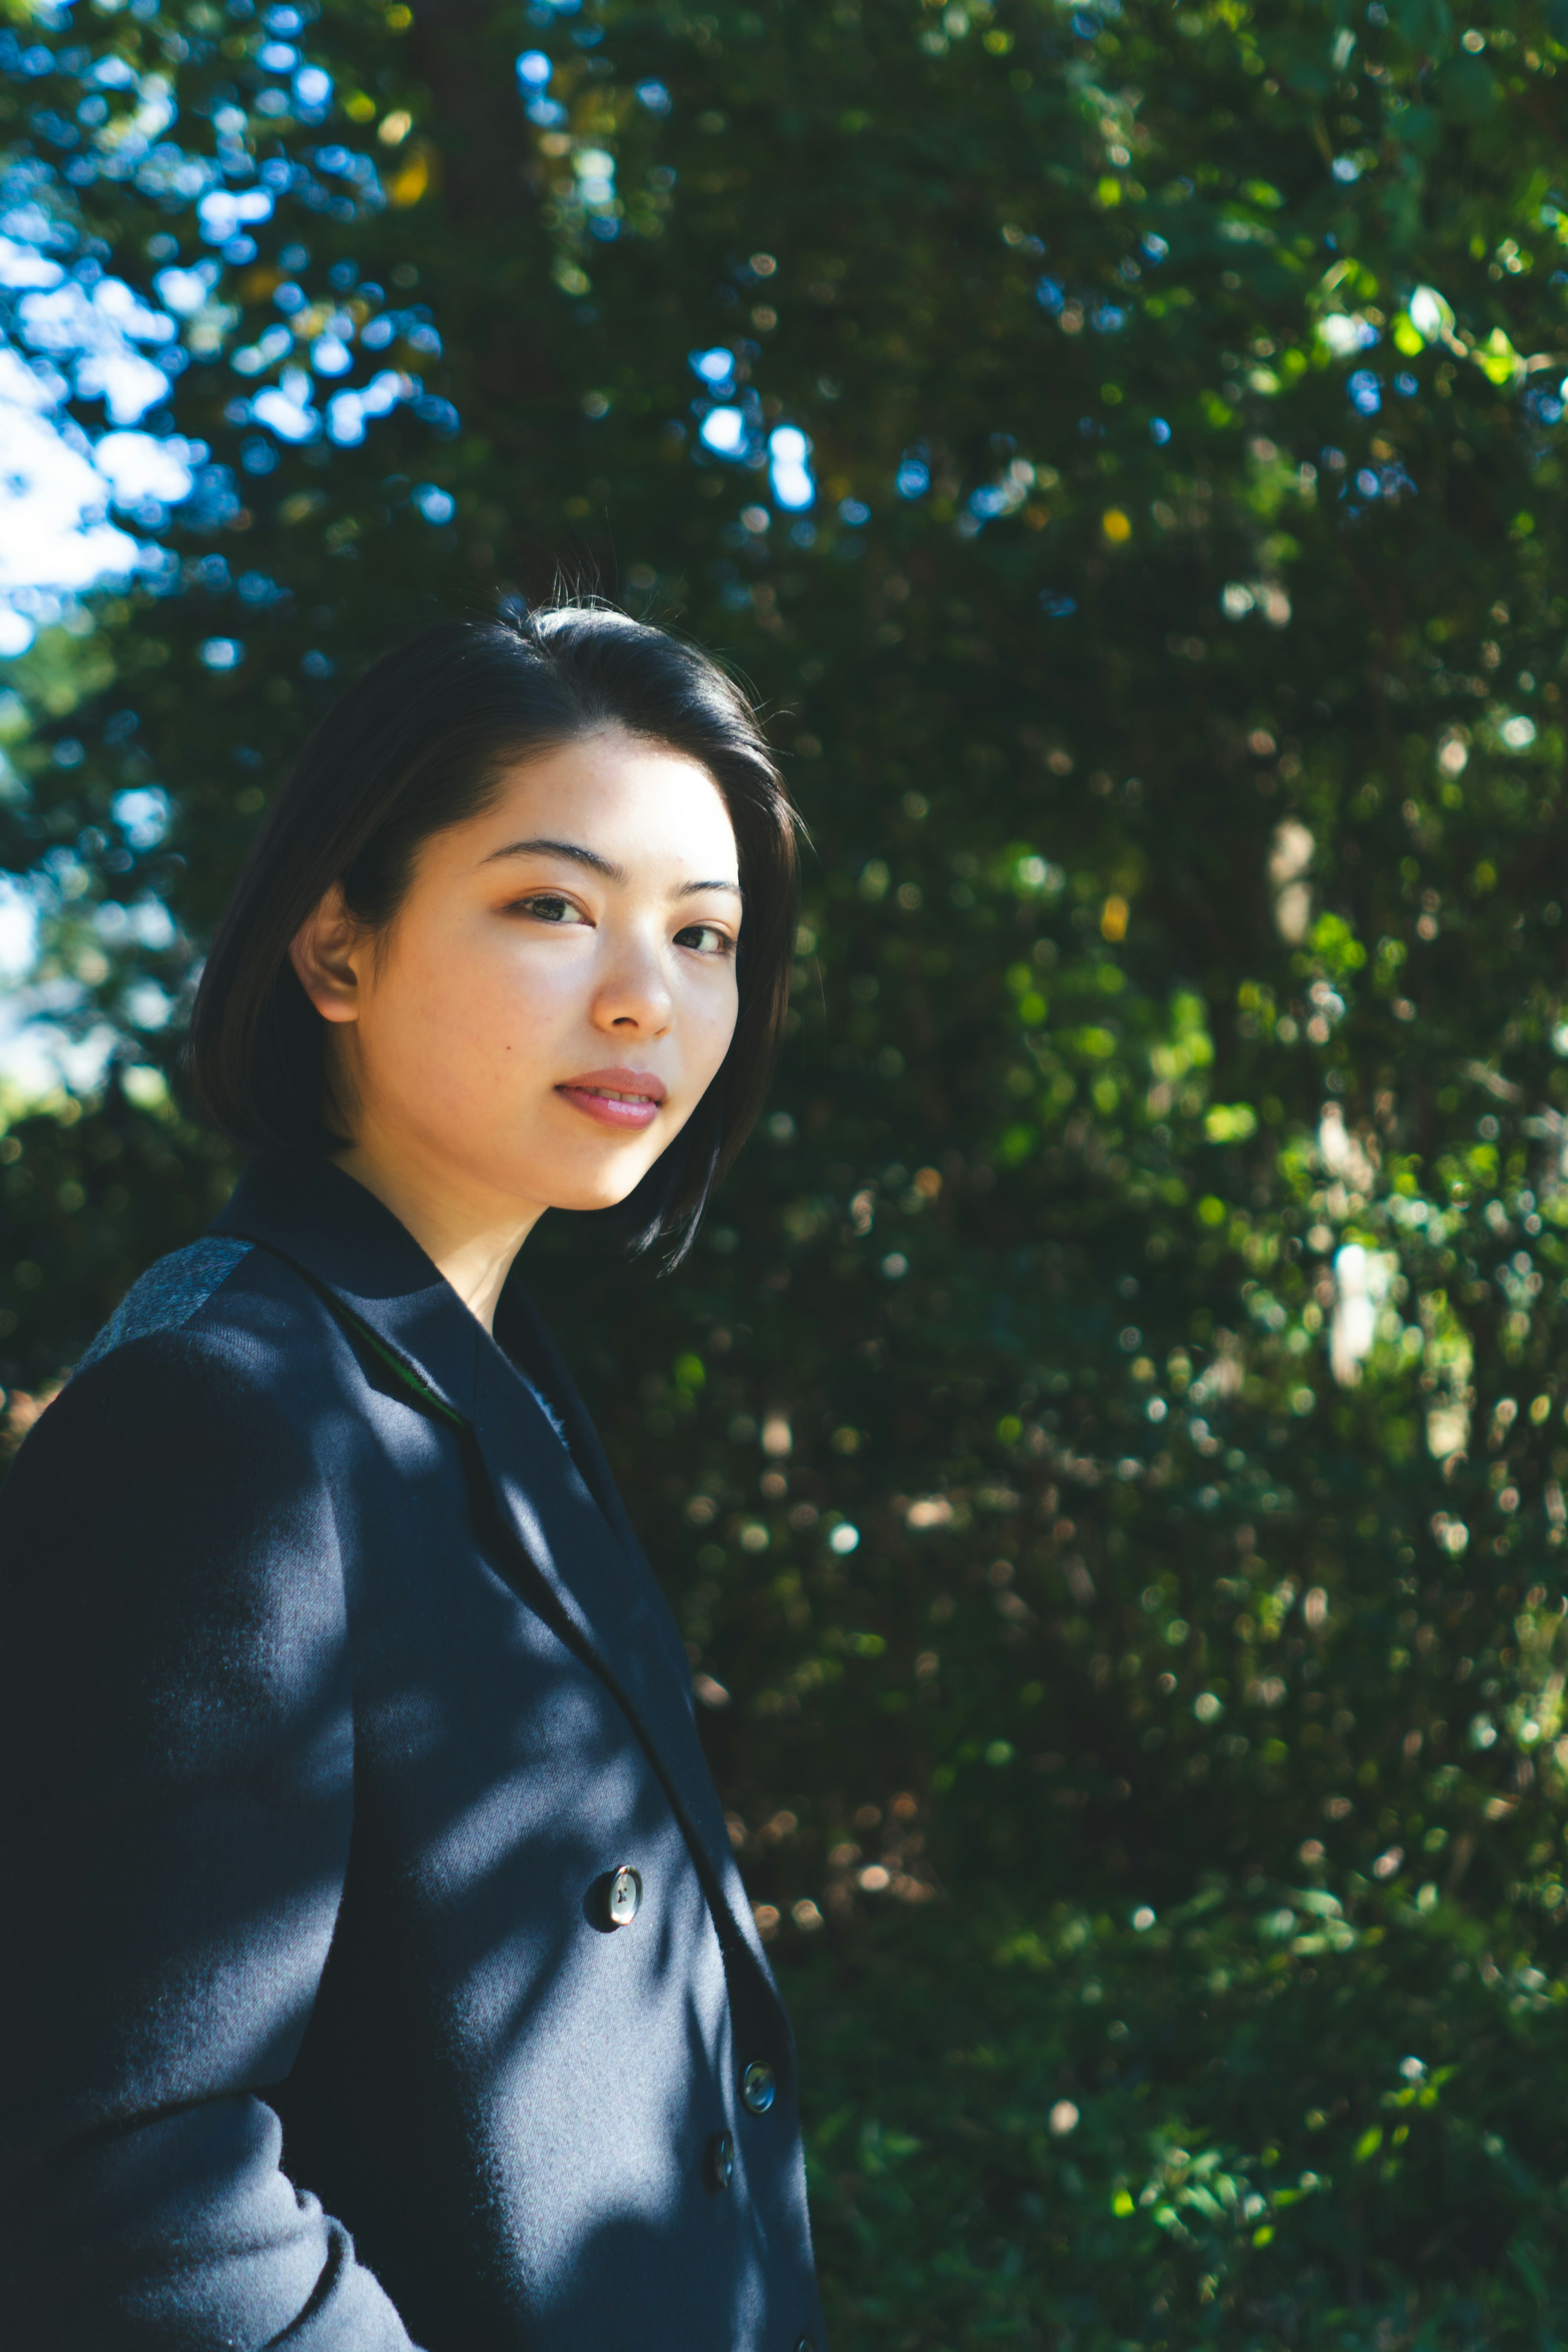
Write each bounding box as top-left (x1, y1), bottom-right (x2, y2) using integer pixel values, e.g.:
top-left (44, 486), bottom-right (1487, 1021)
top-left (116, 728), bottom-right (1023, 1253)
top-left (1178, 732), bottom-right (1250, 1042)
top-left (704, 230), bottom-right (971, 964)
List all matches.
top-left (8, 0), bottom-right (1568, 2335)
top-left (792, 1889), bottom-right (1568, 2347)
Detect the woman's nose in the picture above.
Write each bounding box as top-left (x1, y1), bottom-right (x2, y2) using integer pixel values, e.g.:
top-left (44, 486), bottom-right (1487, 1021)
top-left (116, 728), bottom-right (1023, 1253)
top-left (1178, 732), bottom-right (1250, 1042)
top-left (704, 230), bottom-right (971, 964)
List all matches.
top-left (591, 930), bottom-right (675, 1034)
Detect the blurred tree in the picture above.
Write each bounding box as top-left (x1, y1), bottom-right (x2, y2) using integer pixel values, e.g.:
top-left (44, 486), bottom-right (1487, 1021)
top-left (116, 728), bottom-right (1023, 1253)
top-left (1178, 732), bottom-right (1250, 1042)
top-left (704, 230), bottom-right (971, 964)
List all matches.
top-left (7, 0), bottom-right (1568, 2337)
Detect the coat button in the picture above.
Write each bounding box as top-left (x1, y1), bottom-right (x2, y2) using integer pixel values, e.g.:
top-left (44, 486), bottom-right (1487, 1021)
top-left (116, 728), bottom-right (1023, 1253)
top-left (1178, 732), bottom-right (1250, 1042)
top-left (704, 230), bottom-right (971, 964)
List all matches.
top-left (794, 2337), bottom-right (817, 2352)
top-left (707, 2130), bottom-right (735, 2191)
top-left (606, 1865), bottom-right (641, 1927)
top-left (742, 2060), bottom-right (777, 2115)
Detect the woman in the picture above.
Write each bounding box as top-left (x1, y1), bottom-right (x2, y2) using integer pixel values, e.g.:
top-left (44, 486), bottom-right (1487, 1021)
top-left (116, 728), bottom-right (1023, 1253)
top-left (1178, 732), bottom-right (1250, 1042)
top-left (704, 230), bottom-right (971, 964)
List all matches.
top-left (0, 606), bottom-right (825, 2352)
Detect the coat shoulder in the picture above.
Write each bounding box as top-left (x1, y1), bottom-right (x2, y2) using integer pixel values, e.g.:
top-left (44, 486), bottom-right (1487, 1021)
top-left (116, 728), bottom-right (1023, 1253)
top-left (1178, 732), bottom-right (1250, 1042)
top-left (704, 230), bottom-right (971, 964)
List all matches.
top-left (75, 1236), bottom-right (256, 1375)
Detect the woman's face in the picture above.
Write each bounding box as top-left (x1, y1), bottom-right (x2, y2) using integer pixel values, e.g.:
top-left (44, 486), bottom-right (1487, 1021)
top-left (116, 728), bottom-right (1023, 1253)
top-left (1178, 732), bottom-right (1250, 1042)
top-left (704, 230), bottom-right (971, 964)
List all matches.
top-left (293, 728), bottom-right (742, 1219)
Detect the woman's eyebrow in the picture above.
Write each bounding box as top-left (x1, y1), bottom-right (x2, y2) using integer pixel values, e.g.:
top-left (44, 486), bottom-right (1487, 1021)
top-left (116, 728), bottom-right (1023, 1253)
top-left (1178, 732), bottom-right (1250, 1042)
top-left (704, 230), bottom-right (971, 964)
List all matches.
top-left (483, 836), bottom-right (741, 898)
top-left (482, 835), bottom-right (624, 879)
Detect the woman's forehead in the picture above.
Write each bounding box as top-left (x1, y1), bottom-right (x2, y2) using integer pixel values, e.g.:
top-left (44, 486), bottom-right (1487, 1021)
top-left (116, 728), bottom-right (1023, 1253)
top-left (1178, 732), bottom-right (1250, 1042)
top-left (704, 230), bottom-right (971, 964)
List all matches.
top-left (478, 735), bottom-right (736, 858)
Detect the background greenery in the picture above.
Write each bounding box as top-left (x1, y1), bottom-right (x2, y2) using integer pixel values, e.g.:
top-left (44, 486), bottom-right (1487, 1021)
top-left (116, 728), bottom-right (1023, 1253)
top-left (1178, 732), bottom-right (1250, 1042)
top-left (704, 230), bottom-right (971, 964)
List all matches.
top-left (7, 0), bottom-right (1568, 2339)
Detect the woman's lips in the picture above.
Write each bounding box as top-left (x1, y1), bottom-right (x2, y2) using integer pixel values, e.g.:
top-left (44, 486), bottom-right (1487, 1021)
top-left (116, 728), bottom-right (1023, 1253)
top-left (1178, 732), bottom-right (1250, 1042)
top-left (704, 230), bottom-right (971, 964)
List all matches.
top-left (556, 1069), bottom-right (666, 1131)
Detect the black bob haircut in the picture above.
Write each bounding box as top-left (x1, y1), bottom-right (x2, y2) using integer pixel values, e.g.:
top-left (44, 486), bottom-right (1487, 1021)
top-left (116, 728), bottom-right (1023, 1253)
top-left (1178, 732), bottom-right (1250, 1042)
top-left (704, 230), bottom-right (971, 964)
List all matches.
top-left (189, 603), bottom-right (801, 1267)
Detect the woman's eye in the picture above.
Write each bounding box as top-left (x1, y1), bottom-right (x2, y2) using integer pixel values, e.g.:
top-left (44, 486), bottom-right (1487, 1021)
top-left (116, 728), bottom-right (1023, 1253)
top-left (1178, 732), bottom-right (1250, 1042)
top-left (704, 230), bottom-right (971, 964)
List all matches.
top-left (675, 922), bottom-right (734, 956)
top-left (517, 893), bottom-right (587, 925)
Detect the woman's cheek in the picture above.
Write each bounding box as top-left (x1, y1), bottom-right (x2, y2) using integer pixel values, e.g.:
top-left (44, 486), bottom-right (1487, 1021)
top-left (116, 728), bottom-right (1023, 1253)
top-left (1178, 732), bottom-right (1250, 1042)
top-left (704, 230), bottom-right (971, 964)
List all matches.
top-left (704, 973), bottom-right (741, 1074)
top-left (497, 941), bottom-right (580, 1057)
top-left (385, 949), bottom-right (503, 1104)
top-left (436, 928), bottom-right (555, 1056)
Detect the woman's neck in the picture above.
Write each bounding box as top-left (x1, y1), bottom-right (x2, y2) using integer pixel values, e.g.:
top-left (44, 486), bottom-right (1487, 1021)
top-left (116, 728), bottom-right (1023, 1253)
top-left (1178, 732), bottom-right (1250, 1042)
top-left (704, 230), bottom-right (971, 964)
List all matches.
top-left (332, 1136), bottom-right (545, 1335)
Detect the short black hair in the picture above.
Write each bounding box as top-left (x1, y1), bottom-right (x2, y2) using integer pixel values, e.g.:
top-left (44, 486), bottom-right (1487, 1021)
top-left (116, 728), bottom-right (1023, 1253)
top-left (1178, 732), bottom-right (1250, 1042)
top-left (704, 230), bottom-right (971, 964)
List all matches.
top-left (189, 603), bottom-right (800, 1265)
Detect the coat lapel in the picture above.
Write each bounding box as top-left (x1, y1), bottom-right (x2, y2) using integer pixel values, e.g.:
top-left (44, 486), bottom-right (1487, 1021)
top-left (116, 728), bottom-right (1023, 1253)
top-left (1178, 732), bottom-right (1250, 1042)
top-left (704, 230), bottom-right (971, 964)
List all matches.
top-left (474, 1324), bottom-right (782, 1996)
top-left (212, 1156), bottom-right (783, 2009)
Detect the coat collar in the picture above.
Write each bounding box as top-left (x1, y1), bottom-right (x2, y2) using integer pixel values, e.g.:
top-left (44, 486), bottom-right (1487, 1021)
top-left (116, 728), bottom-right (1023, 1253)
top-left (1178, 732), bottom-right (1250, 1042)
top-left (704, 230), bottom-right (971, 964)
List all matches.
top-left (212, 1154), bottom-right (484, 1421)
top-left (211, 1156), bottom-right (786, 2026)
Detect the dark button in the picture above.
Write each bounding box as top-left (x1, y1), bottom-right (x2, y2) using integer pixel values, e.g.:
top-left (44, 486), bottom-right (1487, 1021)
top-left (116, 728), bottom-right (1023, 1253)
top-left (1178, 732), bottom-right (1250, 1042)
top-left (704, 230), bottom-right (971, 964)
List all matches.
top-left (707, 2129), bottom-right (735, 2191)
top-left (607, 1865), bottom-right (641, 1928)
top-left (742, 2060), bottom-right (777, 2115)
top-left (794, 2337), bottom-right (816, 2352)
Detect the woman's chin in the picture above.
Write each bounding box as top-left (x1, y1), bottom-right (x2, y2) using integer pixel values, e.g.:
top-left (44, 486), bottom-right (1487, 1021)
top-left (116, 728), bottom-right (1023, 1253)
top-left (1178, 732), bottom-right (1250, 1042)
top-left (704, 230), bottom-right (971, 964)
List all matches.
top-left (547, 1163), bottom-right (657, 1215)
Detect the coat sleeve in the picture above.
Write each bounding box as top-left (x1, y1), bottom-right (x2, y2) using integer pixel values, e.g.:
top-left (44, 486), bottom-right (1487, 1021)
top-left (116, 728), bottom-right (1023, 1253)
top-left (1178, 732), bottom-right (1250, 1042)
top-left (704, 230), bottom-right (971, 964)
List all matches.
top-left (0, 1332), bottom-right (422, 2352)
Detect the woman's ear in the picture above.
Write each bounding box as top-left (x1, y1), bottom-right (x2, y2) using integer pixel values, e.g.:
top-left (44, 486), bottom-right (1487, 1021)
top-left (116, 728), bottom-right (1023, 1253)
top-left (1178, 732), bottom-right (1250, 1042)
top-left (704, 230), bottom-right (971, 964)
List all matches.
top-left (289, 884), bottom-right (363, 1025)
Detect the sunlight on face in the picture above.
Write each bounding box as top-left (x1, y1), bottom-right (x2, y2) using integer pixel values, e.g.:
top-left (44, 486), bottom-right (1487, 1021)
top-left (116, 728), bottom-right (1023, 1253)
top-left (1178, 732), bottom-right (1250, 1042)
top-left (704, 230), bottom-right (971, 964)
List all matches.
top-left (325, 729), bottom-right (742, 1218)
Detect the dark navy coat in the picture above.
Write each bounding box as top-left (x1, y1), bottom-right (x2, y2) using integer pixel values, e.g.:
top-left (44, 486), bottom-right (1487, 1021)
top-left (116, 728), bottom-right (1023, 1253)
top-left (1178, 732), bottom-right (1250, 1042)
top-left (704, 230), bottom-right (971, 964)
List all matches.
top-left (0, 1155), bottom-right (823, 2352)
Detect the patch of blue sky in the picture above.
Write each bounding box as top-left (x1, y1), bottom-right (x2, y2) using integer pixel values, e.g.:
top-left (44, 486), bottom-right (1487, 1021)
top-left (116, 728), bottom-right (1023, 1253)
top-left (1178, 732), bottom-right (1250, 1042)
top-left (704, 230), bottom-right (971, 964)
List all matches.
top-left (311, 332), bottom-right (352, 376)
top-left (94, 431), bottom-right (200, 510)
top-left (14, 273), bottom-right (176, 424)
top-left (337, 369), bottom-right (407, 439)
top-left (152, 260), bottom-right (220, 316)
top-left (1348, 368), bottom-right (1381, 416)
top-left (0, 138), bottom-right (436, 647)
top-left (690, 346), bottom-right (736, 388)
top-left (0, 992), bottom-right (120, 1103)
top-left (0, 876), bottom-right (39, 980)
top-left (769, 425), bottom-right (815, 509)
top-left (95, 897), bottom-right (175, 951)
top-left (0, 350), bottom-right (150, 651)
top-left (700, 405), bottom-right (746, 456)
top-left (249, 366), bottom-right (322, 442)
top-left (121, 978), bottom-right (173, 1031)
top-left (0, 871), bottom-right (121, 1100)
top-left (197, 185), bottom-right (273, 245)
top-left (112, 789), bottom-right (172, 849)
